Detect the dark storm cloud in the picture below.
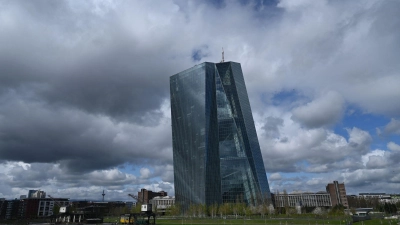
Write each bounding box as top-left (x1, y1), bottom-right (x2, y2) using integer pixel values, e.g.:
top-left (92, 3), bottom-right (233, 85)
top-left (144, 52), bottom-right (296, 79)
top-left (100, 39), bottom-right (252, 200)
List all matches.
top-left (38, 51), bottom-right (168, 124)
top-left (0, 0), bottom-right (173, 122)
top-left (0, 93), bottom-right (122, 171)
top-left (0, 0), bottom-right (179, 174)
top-left (0, 92), bottom-right (172, 172)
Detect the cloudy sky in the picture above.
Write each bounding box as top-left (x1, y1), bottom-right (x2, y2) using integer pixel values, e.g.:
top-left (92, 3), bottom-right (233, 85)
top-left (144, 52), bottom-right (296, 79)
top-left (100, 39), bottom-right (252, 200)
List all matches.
top-left (1, 0), bottom-right (400, 201)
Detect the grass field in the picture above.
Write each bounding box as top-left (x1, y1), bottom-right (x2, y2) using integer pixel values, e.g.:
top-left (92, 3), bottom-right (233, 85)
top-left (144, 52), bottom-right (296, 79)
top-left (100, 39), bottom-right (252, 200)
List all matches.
top-left (103, 216), bottom-right (399, 225)
top-left (0, 214), bottom-right (397, 224)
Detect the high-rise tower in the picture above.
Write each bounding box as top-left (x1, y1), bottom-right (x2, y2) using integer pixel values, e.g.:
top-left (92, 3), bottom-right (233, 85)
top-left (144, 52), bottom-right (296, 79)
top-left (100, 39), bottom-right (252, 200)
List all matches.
top-left (326, 181), bottom-right (348, 208)
top-left (170, 62), bottom-right (271, 210)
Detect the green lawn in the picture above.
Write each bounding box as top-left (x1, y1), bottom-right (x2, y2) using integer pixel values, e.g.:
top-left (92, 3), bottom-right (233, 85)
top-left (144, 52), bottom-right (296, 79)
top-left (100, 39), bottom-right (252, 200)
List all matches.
top-left (137, 217), bottom-right (397, 225)
top-left (2, 216), bottom-right (397, 225)
top-left (102, 215), bottom-right (399, 225)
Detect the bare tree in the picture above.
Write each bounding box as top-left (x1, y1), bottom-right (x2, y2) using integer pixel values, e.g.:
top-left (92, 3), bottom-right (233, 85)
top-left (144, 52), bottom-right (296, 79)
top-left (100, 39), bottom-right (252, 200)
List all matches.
top-left (167, 203), bottom-right (181, 217)
top-left (283, 189), bottom-right (289, 215)
top-left (220, 203), bottom-right (231, 218)
top-left (209, 203), bottom-right (218, 218)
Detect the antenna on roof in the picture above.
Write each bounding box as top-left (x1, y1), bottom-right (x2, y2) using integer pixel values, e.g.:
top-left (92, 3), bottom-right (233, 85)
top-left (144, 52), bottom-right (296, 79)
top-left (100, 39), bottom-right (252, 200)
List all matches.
top-left (220, 47), bottom-right (224, 63)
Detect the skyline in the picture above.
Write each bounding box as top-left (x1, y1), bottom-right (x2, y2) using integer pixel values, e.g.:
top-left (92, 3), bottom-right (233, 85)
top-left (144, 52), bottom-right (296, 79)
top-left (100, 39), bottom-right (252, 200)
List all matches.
top-left (1, 0), bottom-right (400, 201)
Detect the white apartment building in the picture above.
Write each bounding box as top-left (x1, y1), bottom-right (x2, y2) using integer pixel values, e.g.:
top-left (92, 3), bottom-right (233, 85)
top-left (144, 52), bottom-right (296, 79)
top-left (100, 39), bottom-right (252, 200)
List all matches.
top-left (274, 192), bottom-right (332, 208)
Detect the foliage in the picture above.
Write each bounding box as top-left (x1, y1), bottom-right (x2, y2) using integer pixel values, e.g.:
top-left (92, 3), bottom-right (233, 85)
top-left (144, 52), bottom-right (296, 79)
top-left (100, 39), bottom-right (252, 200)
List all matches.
top-left (68, 205), bottom-right (77, 214)
top-left (377, 202), bottom-right (397, 214)
top-left (52, 205), bottom-right (60, 215)
top-left (155, 216), bottom-right (395, 225)
top-left (347, 196), bottom-right (380, 209)
top-left (283, 189), bottom-right (290, 215)
top-left (208, 203), bottom-right (218, 218)
top-left (219, 203), bottom-right (232, 218)
top-left (312, 207), bottom-right (324, 215)
top-left (166, 203), bottom-right (181, 216)
top-left (131, 203), bottom-right (142, 213)
top-left (329, 204), bottom-right (345, 216)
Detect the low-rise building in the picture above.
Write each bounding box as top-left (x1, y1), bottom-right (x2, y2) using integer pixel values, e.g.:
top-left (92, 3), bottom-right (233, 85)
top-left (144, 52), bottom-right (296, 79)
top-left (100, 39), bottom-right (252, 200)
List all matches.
top-left (273, 191), bottom-right (332, 208)
top-left (137, 189), bottom-right (167, 204)
top-left (359, 193), bottom-right (387, 199)
top-left (37, 198), bottom-right (69, 217)
top-left (150, 196), bottom-right (175, 214)
top-left (357, 193), bottom-right (400, 204)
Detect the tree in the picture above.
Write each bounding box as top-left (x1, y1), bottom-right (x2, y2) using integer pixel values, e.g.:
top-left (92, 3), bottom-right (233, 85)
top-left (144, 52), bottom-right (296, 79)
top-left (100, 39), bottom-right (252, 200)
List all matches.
top-left (167, 203), bottom-right (181, 217)
top-left (68, 205), bottom-right (77, 214)
top-left (329, 204), bottom-right (345, 216)
top-left (196, 204), bottom-right (206, 218)
top-left (258, 202), bottom-right (268, 218)
top-left (359, 197), bottom-right (367, 208)
top-left (53, 205), bottom-right (60, 215)
top-left (391, 203), bottom-right (398, 214)
top-left (382, 202), bottom-right (398, 214)
top-left (283, 190), bottom-right (289, 215)
top-left (243, 205), bottom-right (252, 218)
top-left (233, 196), bottom-right (245, 219)
top-left (208, 203), bottom-right (218, 218)
top-left (220, 203), bottom-right (232, 218)
top-left (187, 204), bottom-right (197, 217)
top-left (274, 190), bottom-right (282, 215)
top-left (131, 203), bottom-right (142, 213)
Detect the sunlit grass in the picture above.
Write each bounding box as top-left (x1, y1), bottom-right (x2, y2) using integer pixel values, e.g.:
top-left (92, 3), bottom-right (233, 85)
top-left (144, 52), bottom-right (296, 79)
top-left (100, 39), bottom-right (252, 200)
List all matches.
top-left (103, 215), bottom-right (398, 225)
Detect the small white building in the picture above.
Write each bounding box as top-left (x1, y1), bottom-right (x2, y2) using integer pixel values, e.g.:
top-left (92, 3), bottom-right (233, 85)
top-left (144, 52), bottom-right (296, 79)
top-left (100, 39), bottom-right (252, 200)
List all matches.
top-left (358, 193), bottom-right (400, 203)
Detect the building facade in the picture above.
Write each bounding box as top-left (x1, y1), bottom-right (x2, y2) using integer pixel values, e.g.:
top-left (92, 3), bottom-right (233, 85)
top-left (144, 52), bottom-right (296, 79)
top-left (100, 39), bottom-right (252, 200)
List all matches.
top-left (37, 198), bottom-right (69, 217)
top-left (170, 61), bottom-right (271, 210)
top-left (273, 192), bottom-right (332, 208)
top-left (150, 196), bottom-right (175, 214)
top-left (28, 190), bottom-right (46, 199)
top-left (137, 189), bottom-right (167, 204)
top-left (4, 199), bottom-right (21, 219)
top-left (326, 181), bottom-right (348, 208)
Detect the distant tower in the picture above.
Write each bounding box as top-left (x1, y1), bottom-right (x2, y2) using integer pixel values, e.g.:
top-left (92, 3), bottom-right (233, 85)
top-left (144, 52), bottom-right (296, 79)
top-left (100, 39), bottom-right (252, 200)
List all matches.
top-left (102, 190), bottom-right (105, 202)
top-left (220, 48), bottom-right (225, 63)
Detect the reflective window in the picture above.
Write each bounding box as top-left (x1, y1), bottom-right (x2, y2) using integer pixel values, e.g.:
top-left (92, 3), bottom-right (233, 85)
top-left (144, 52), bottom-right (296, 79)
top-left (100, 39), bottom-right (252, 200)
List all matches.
top-left (171, 62), bottom-right (271, 211)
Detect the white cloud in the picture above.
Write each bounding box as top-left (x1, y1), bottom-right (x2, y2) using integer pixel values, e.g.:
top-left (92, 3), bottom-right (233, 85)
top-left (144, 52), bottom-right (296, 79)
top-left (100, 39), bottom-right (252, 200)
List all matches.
top-left (140, 168), bottom-right (151, 179)
top-left (291, 91), bottom-right (344, 128)
top-left (388, 142), bottom-right (400, 152)
top-left (306, 178), bottom-right (325, 186)
top-left (361, 150), bottom-right (386, 168)
top-left (259, 104), bottom-right (372, 173)
top-left (269, 173), bottom-right (282, 181)
top-left (382, 119), bottom-right (400, 135)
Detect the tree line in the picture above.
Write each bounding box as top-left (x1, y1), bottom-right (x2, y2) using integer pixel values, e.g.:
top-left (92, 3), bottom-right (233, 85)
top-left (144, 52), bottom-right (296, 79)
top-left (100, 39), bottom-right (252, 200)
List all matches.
top-left (347, 196), bottom-right (399, 214)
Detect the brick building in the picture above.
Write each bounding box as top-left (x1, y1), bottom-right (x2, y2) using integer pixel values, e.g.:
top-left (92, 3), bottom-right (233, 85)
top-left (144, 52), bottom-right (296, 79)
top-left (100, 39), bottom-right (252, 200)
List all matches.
top-left (137, 189), bottom-right (167, 204)
top-left (326, 181), bottom-right (348, 208)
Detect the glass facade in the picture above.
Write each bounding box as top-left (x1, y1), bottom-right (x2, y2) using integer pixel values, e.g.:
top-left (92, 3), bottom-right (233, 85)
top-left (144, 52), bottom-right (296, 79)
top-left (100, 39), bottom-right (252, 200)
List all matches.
top-left (170, 62), bottom-right (271, 210)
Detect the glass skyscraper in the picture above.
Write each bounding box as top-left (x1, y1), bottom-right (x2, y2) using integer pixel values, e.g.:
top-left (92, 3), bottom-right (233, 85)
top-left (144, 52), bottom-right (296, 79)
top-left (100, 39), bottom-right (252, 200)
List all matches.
top-left (170, 62), bottom-right (271, 210)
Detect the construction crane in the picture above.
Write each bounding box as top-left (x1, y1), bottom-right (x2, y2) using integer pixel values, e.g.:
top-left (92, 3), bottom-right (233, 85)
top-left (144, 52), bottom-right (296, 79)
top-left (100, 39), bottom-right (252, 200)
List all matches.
top-left (48, 195), bottom-right (68, 214)
top-left (128, 194), bottom-right (142, 204)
